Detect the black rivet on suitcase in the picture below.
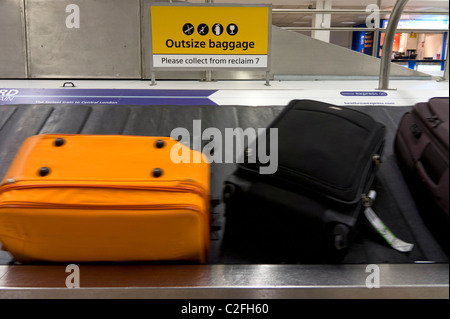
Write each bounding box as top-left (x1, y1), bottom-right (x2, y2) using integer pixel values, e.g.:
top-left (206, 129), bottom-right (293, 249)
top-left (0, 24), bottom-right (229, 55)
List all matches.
top-left (54, 138), bottom-right (65, 147)
top-left (38, 167), bottom-right (50, 177)
top-left (155, 140), bottom-right (165, 148)
top-left (152, 168), bottom-right (163, 178)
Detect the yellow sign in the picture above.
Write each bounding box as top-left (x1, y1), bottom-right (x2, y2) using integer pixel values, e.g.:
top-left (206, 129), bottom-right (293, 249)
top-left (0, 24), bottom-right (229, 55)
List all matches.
top-left (150, 4), bottom-right (271, 68)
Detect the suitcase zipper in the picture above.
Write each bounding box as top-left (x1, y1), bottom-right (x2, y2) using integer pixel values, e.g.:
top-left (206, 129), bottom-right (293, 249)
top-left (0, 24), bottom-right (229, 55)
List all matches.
top-left (0, 182), bottom-right (207, 197)
top-left (0, 201), bottom-right (203, 213)
top-left (0, 182), bottom-right (209, 209)
top-left (309, 136), bottom-right (385, 205)
top-left (239, 138), bottom-right (384, 206)
top-left (413, 113), bottom-right (449, 163)
top-left (419, 102), bottom-right (443, 128)
top-left (426, 116), bottom-right (442, 128)
top-left (415, 104), bottom-right (446, 145)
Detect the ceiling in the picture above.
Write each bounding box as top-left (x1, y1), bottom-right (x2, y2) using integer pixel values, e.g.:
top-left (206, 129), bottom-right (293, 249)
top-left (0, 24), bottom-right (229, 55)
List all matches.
top-left (187, 0), bottom-right (449, 29)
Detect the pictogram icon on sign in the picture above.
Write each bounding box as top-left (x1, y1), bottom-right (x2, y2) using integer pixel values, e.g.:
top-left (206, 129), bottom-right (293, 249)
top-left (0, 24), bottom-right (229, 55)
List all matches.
top-left (183, 23), bottom-right (194, 35)
top-left (198, 23), bottom-right (209, 35)
top-left (227, 23), bottom-right (238, 35)
top-left (213, 23), bottom-right (224, 36)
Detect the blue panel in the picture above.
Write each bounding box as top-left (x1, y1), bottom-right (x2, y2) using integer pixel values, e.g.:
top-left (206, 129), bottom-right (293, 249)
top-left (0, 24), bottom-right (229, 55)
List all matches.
top-left (0, 88), bottom-right (218, 106)
top-left (441, 32), bottom-right (447, 71)
top-left (352, 31), bottom-right (365, 53)
top-left (340, 91), bottom-right (388, 97)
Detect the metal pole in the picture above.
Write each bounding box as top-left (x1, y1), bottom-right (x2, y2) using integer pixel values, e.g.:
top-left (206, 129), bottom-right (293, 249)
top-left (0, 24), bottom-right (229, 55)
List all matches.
top-left (378, 0), bottom-right (409, 90)
top-left (272, 9), bottom-right (448, 15)
top-left (283, 27), bottom-right (447, 33)
top-left (265, 71), bottom-right (271, 86)
top-left (204, 0), bottom-right (213, 81)
top-left (440, 32), bottom-right (449, 81)
top-left (372, 30), bottom-right (380, 58)
top-left (204, 70), bottom-right (213, 82)
top-left (372, 0), bottom-right (382, 57)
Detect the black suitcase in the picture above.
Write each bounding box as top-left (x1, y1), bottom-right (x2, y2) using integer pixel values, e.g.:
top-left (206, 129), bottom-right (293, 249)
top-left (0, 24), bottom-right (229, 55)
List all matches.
top-left (222, 100), bottom-right (386, 263)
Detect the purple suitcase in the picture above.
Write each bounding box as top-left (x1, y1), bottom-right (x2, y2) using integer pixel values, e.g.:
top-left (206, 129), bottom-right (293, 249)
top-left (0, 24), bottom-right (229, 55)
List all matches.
top-left (394, 97), bottom-right (449, 250)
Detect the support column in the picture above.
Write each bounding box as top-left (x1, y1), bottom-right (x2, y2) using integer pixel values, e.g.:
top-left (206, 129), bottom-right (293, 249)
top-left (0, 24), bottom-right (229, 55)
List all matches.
top-left (378, 0), bottom-right (409, 90)
top-left (311, 0), bottom-right (332, 43)
top-left (439, 31), bottom-right (449, 82)
top-left (372, 0), bottom-right (382, 57)
top-left (202, 0), bottom-right (214, 81)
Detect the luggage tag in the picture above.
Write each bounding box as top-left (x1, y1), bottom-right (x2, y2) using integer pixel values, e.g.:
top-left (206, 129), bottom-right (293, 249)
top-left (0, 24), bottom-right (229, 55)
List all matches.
top-left (362, 191), bottom-right (414, 253)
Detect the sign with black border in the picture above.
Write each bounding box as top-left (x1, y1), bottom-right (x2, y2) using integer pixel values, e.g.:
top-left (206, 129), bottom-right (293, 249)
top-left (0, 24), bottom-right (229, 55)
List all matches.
top-left (149, 3), bottom-right (272, 71)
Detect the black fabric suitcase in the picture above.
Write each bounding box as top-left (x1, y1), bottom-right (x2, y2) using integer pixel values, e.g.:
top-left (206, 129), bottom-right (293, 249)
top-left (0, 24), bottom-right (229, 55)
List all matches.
top-left (222, 100), bottom-right (386, 263)
top-left (394, 97), bottom-right (449, 253)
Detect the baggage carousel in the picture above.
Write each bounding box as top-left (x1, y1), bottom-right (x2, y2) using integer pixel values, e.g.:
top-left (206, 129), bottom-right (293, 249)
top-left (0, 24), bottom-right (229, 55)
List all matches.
top-left (0, 80), bottom-right (448, 299)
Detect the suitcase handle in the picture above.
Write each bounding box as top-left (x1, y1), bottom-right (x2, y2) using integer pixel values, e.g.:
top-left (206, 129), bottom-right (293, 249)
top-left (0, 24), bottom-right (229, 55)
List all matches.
top-left (416, 160), bottom-right (437, 189)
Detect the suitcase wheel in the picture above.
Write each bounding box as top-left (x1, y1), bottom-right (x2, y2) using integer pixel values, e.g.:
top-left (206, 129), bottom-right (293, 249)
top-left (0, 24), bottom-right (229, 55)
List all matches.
top-left (223, 183), bottom-right (237, 204)
top-left (332, 224), bottom-right (350, 251)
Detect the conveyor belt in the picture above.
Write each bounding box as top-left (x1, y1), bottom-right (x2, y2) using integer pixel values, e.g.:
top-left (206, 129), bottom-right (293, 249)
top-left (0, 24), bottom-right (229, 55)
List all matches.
top-left (0, 103), bottom-right (448, 265)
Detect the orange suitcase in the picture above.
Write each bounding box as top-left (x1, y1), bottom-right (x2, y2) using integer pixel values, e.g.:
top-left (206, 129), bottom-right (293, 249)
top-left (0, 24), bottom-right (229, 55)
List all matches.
top-left (0, 134), bottom-right (210, 263)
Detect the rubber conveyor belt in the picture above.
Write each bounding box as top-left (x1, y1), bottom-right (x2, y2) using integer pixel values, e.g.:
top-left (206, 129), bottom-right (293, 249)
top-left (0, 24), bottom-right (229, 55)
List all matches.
top-left (0, 104), bottom-right (448, 265)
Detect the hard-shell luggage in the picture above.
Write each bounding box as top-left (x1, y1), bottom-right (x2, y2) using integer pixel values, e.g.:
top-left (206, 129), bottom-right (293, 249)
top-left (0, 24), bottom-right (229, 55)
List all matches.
top-left (394, 97), bottom-right (449, 251)
top-left (0, 134), bottom-right (210, 263)
top-left (222, 100), bottom-right (386, 262)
